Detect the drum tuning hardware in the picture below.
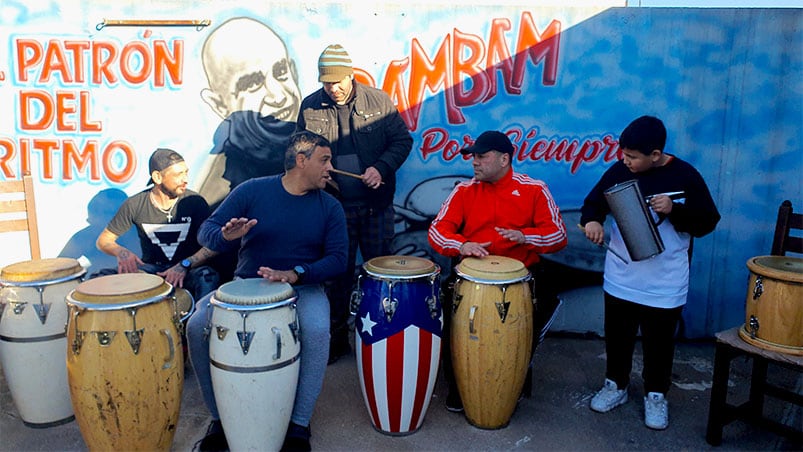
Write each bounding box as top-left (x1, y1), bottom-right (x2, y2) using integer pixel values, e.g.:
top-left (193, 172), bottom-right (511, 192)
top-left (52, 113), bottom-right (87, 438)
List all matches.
top-left (12, 301), bottom-right (27, 316)
top-left (124, 308), bottom-right (144, 354)
top-left (752, 276), bottom-right (763, 300)
top-left (469, 305), bottom-right (478, 335)
top-left (426, 295), bottom-right (439, 319)
top-left (748, 315), bottom-right (759, 339)
top-left (452, 280), bottom-right (463, 313)
top-left (382, 296), bottom-right (398, 323)
top-left (33, 286), bottom-right (51, 325)
top-left (237, 330), bottom-right (255, 355)
top-left (272, 327), bottom-right (282, 360)
top-left (94, 330), bottom-right (117, 347)
top-left (495, 285), bottom-right (511, 323)
top-left (33, 303), bottom-right (51, 325)
top-left (216, 325), bottom-right (229, 341)
top-left (236, 312), bottom-right (255, 355)
top-left (288, 318), bottom-right (299, 344)
top-left (350, 287), bottom-right (363, 315)
top-left (70, 309), bottom-right (84, 354)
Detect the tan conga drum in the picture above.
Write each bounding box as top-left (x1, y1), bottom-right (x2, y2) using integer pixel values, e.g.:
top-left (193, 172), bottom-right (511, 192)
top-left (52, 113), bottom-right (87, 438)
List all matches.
top-left (739, 255), bottom-right (803, 355)
top-left (65, 273), bottom-right (183, 451)
top-left (451, 255), bottom-right (533, 429)
top-left (0, 257), bottom-right (84, 427)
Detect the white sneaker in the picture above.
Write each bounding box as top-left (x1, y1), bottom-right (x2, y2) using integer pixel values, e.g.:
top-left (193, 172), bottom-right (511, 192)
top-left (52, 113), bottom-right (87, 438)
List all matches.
top-left (590, 378), bottom-right (628, 413)
top-left (644, 392), bottom-right (669, 430)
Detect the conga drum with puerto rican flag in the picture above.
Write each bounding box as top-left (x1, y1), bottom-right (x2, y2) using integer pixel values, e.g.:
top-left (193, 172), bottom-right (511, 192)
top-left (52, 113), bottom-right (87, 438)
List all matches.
top-left (352, 255), bottom-right (442, 435)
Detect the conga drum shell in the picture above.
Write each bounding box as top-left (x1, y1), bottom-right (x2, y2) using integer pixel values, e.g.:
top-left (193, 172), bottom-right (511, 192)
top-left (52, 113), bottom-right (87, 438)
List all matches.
top-left (355, 255), bottom-right (442, 435)
top-left (0, 257), bottom-right (84, 427)
top-left (65, 273), bottom-right (183, 451)
top-left (452, 256), bottom-right (532, 429)
top-left (209, 278), bottom-right (300, 452)
top-left (739, 255), bottom-right (803, 355)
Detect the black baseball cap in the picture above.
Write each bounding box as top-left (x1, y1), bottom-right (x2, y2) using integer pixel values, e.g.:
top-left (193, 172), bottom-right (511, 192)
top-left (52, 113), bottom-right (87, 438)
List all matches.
top-left (460, 130), bottom-right (514, 155)
top-left (147, 148), bottom-right (184, 186)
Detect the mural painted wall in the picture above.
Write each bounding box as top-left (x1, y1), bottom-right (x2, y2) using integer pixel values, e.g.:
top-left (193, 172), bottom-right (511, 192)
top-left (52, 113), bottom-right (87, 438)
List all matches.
top-left (0, 1), bottom-right (800, 337)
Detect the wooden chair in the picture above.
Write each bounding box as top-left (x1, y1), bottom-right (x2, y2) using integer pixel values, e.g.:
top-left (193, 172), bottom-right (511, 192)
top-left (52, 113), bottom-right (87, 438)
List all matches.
top-left (706, 200), bottom-right (803, 447)
top-left (771, 199), bottom-right (803, 256)
top-left (0, 172), bottom-right (40, 260)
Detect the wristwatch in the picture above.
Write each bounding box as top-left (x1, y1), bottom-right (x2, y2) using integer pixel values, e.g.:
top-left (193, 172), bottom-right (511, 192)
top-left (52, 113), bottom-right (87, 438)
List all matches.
top-left (292, 265), bottom-right (306, 283)
top-left (180, 258), bottom-right (192, 270)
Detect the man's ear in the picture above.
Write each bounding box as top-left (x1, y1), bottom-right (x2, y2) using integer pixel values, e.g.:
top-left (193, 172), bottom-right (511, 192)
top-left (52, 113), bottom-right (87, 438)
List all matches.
top-left (151, 170), bottom-right (163, 185)
top-left (201, 88), bottom-right (229, 119)
top-left (295, 152), bottom-right (307, 168)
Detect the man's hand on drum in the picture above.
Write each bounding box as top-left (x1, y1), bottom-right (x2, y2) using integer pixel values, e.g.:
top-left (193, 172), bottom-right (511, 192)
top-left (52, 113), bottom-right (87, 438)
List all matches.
top-left (459, 241), bottom-right (492, 258)
top-left (221, 217), bottom-right (258, 241)
top-left (583, 221), bottom-right (605, 245)
top-left (648, 194), bottom-right (673, 215)
top-left (257, 266), bottom-right (298, 284)
top-left (116, 248), bottom-right (143, 273)
top-left (158, 265), bottom-right (186, 288)
top-left (495, 227), bottom-right (526, 244)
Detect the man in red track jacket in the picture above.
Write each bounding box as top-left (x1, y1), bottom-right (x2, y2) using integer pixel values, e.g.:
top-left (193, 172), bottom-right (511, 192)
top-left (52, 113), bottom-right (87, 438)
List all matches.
top-left (428, 130), bottom-right (568, 413)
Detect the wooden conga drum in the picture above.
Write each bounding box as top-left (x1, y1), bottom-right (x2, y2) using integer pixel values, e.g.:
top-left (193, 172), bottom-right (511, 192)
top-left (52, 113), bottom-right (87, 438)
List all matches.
top-left (65, 273), bottom-right (183, 451)
top-left (451, 255), bottom-right (533, 429)
top-left (0, 257), bottom-right (84, 427)
top-left (739, 255), bottom-right (803, 355)
top-left (209, 278), bottom-right (300, 452)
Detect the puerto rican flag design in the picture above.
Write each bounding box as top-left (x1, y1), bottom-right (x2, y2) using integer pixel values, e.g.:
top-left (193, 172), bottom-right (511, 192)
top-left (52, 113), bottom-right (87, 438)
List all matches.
top-left (355, 278), bottom-right (442, 435)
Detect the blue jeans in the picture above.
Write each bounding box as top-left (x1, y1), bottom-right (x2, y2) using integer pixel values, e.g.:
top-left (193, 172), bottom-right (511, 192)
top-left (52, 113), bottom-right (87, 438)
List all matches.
top-left (187, 283), bottom-right (331, 427)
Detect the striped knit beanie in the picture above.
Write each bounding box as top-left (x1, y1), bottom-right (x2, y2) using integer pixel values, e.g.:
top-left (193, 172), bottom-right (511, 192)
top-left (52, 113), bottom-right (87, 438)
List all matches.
top-left (318, 44), bottom-right (353, 82)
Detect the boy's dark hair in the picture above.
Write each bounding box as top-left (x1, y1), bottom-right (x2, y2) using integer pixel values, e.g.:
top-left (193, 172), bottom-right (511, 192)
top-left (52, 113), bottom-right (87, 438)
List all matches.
top-left (618, 115), bottom-right (667, 155)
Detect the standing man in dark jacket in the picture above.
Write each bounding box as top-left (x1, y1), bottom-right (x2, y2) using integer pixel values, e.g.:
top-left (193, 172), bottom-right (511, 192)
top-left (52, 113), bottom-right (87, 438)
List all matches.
top-left (296, 44), bottom-right (413, 363)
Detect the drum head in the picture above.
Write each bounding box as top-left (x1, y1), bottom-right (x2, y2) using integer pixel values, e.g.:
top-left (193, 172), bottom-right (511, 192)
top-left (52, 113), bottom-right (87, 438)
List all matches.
top-left (174, 287), bottom-right (194, 319)
top-left (747, 255), bottom-right (803, 283)
top-left (456, 256), bottom-right (529, 282)
top-left (364, 255), bottom-right (437, 277)
top-left (69, 273), bottom-right (171, 305)
top-left (1, 257), bottom-right (83, 283)
top-left (214, 278), bottom-right (295, 306)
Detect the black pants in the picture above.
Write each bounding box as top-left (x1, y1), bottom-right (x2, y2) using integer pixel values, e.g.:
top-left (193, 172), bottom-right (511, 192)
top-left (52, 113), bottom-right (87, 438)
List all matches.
top-left (603, 292), bottom-right (683, 394)
top-left (441, 262), bottom-right (560, 397)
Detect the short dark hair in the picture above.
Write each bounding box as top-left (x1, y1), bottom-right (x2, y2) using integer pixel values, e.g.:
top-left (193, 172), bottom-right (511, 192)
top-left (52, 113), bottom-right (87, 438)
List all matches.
top-left (284, 131), bottom-right (331, 170)
top-left (618, 115), bottom-right (667, 155)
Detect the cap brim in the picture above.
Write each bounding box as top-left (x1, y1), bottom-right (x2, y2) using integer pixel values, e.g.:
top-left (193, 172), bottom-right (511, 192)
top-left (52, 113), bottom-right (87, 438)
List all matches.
top-left (460, 144), bottom-right (492, 155)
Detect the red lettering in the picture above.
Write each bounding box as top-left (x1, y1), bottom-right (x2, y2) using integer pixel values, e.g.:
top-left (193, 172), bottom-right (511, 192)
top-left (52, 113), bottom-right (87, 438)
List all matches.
top-left (41, 39), bottom-right (72, 83)
top-left (55, 91), bottom-right (77, 131)
top-left (152, 40), bottom-right (183, 86)
top-left (63, 140), bottom-right (100, 180)
top-left (79, 91), bottom-right (102, 132)
top-left (382, 59), bottom-right (413, 130)
top-left (120, 41), bottom-right (152, 84)
top-left (513, 14), bottom-right (561, 89)
top-left (486, 19), bottom-right (515, 97)
top-left (63, 41), bottom-right (90, 83)
top-left (92, 41), bottom-right (118, 84)
top-left (31, 139), bottom-right (59, 179)
top-left (0, 138), bottom-right (16, 178)
top-left (102, 141), bottom-right (136, 183)
top-left (19, 90), bottom-right (54, 130)
top-left (452, 29), bottom-right (487, 107)
top-left (15, 39), bottom-right (42, 83)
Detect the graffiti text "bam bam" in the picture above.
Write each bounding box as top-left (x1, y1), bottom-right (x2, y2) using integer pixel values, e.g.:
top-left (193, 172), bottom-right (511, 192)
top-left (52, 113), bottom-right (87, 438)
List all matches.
top-left (383, 12), bottom-right (560, 132)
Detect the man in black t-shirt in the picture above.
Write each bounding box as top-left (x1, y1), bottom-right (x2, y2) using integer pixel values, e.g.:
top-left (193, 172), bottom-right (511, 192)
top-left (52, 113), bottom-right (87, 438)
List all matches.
top-left (94, 148), bottom-right (219, 301)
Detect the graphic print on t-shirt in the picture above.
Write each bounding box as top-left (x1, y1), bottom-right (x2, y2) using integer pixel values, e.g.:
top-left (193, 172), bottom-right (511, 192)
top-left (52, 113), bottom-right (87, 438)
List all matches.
top-left (142, 222), bottom-right (191, 260)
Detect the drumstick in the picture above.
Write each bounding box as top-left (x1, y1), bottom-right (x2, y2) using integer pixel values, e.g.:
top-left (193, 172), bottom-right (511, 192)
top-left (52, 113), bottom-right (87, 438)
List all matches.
top-left (576, 224), bottom-right (629, 265)
top-left (329, 168), bottom-right (384, 184)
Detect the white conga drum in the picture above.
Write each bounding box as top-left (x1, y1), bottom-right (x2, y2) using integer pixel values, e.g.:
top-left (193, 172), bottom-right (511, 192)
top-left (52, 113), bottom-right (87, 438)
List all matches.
top-left (65, 273), bottom-right (183, 451)
top-left (0, 257), bottom-right (84, 427)
top-left (452, 255), bottom-right (533, 429)
top-left (352, 255), bottom-right (441, 435)
top-left (739, 255), bottom-right (803, 355)
top-left (209, 278), bottom-right (300, 451)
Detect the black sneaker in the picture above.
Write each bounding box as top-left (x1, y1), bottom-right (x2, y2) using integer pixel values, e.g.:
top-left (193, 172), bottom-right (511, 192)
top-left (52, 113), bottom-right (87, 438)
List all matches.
top-left (196, 419), bottom-right (228, 452)
top-left (446, 391), bottom-right (464, 413)
top-left (281, 422), bottom-right (311, 452)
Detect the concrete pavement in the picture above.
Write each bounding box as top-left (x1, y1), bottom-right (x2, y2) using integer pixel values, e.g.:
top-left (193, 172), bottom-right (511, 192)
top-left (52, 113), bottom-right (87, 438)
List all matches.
top-left (2, 333), bottom-right (802, 451)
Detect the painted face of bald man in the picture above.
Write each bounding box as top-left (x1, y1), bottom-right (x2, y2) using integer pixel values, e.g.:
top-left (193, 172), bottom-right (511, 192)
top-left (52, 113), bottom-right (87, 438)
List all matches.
top-left (201, 18), bottom-right (301, 122)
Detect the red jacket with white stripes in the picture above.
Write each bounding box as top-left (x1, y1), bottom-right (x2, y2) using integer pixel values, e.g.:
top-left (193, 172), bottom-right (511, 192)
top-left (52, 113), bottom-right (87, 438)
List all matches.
top-left (428, 168), bottom-right (567, 267)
